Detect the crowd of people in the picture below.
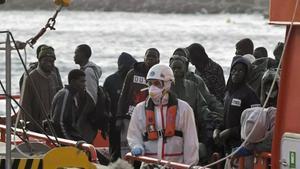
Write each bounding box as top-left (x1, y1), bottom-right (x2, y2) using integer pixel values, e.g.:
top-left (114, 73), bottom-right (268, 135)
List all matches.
top-left (18, 38), bottom-right (283, 168)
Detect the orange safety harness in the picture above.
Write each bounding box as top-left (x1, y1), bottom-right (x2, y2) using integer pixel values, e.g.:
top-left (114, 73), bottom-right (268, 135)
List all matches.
top-left (143, 94), bottom-right (183, 141)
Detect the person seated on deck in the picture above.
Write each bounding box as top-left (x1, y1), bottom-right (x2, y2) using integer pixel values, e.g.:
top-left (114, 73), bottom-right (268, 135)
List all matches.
top-left (20, 46), bottom-right (63, 133)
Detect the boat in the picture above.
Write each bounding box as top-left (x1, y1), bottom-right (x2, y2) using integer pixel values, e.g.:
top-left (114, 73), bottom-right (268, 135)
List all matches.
top-left (1, 0), bottom-right (300, 168)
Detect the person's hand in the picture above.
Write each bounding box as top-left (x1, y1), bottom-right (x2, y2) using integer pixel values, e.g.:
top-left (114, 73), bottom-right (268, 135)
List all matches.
top-left (115, 119), bottom-right (123, 130)
top-left (219, 129), bottom-right (232, 143)
top-left (131, 147), bottom-right (143, 156)
top-left (213, 129), bottom-right (220, 144)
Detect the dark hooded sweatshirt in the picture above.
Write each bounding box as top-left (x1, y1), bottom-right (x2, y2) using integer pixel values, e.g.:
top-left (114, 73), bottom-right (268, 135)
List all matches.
top-left (220, 57), bottom-right (261, 152)
top-left (103, 52), bottom-right (137, 162)
top-left (103, 53), bottom-right (137, 118)
top-left (116, 62), bottom-right (149, 119)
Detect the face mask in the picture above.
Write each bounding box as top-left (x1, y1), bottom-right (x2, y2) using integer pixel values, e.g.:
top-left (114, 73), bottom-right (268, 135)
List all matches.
top-left (149, 85), bottom-right (164, 104)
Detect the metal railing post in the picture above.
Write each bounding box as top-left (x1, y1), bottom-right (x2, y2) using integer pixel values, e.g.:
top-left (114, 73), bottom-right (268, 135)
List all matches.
top-left (5, 32), bottom-right (12, 169)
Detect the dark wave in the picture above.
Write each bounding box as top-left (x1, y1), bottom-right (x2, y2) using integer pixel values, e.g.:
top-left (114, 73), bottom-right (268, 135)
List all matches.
top-left (0, 0), bottom-right (268, 14)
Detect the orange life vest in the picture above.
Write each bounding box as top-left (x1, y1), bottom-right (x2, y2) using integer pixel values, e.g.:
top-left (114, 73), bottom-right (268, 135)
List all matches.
top-left (144, 94), bottom-right (180, 141)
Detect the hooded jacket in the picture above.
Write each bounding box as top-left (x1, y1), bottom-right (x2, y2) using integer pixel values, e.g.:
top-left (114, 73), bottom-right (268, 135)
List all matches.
top-left (104, 53), bottom-right (137, 118)
top-left (81, 61), bottom-right (102, 104)
top-left (195, 58), bottom-right (226, 102)
top-left (221, 57), bottom-right (261, 151)
top-left (186, 71), bottom-right (224, 115)
top-left (171, 78), bottom-right (211, 140)
top-left (116, 62), bottom-right (149, 119)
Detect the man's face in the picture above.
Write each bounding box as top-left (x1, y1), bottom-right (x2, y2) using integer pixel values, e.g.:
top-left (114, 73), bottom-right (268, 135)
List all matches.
top-left (170, 60), bottom-right (185, 79)
top-left (74, 48), bottom-right (86, 65)
top-left (231, 63), bottom-right (247, 84)
top-left (144, 55), bottom-right (159, 68)
top-left (72, 76), bottom-right (86, 92)
top-left (39, 57), bottom-right (55, 73)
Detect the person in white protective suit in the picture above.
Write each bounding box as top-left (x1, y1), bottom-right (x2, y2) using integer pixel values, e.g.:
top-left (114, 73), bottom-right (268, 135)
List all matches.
top-left (127, 64), bottom-right (199, 165)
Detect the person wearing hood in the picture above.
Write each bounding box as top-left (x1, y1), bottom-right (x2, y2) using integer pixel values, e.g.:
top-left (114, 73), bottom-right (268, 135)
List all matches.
top-left (242, 54), bottom-right (265, 98)
top-left (103, 52), bottom-right (137, 162)
top-left (173, 48), bottom-right (224, 115)
top-left (115, 48), bottom-right (160, 157)
top-left (74, 44), bottom-right (102, 105)
top-left (213, 57), bottom-right (260, 169)
top-left (20, 46), bottom-right (63, 132)
top-left (187, 43), bottom-right (226, 103)
top-left (127, 64), bottom-right (199, 165)
top-left (169, 55), bottom-right (221, 165)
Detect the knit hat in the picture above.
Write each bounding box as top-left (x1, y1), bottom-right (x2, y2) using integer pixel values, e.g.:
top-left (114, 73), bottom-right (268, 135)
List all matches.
top-left (38, 46), bottom-right (56, 60)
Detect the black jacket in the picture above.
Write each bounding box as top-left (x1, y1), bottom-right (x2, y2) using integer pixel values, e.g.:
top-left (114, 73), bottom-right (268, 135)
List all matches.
top-left (104, 53), bottom-right (137, 118)
top-left (116, 62), bottom-right (149, 119)
top-left (221, 57), bottom-right (261, 150)
top-left (51, 85), bottom-right (97, 143)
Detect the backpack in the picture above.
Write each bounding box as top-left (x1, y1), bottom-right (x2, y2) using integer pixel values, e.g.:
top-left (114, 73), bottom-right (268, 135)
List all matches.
top-left (90, 85), bottom-right (111, 133)
top-left (85, 66), bottom-right (111, 133)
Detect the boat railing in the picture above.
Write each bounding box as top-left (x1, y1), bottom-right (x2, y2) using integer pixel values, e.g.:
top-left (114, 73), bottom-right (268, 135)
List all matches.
top-left (0, 124), bottom-right (99, 163)
top-left (238, 152), bottom-right (271, 169)
top-left (124, 152), bottom-right (210, 169)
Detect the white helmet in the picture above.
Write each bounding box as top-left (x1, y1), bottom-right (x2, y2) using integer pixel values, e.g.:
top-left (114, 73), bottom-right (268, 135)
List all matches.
top-left (146, 64), bottom-right (175, 82)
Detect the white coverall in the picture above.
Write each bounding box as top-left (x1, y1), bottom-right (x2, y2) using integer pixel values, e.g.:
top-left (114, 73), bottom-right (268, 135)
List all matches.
top-left (127, 98), bottom-right (199, 165)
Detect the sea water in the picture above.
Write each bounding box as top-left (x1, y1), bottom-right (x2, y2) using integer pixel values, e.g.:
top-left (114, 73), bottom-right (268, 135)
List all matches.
top-left (0, 11), bottom-right (285, 115)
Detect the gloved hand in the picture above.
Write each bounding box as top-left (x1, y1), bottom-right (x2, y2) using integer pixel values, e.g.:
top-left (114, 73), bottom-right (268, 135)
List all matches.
top-left (131, 147), bottom-right (143, 156)
top-left (219, 129), bottom-right (232, 143)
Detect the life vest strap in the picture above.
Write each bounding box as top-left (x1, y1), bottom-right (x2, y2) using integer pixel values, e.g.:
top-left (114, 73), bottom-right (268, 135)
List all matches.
top-left (143, 130), bottom-right (183, 141)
